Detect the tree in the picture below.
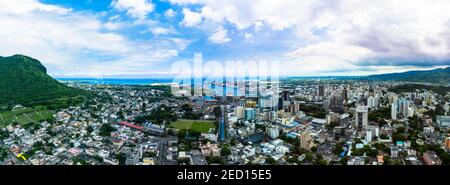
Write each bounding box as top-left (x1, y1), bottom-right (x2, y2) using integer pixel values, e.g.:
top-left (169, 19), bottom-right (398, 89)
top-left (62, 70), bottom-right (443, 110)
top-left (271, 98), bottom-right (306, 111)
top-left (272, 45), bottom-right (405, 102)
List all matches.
top-left (311, 146), bottom-right (318, 153)
top-left (266, 157), bottom-right (276, 165)
top-left (177, 157), bottom-right (191, 165)
top-left (383, 156), bottom-right (391, 165)
top-left (99, 124), bottom-right (116, 137)
top-left (230, 138), bottom-right (237, 146)
top-left (115, 153), bottom-right (127, 165)
top-left (94, 155), bottom-right (103, 162)
top-left (333, 142), bottom-right (345, 155)
top-left (339, 157), bottom-right (348, 165)
top-left (87, 125), bottom-right (94, 133)
top-left (306, 153), bottom-right (314, 161)
top-left (221, 144), bottom-right (231, 156)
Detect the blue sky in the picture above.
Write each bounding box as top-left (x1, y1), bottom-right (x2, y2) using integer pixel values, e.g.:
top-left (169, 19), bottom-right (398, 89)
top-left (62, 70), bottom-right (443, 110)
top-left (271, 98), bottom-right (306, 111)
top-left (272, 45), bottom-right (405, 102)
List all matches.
top-left (1, 0), bottom-right (450, 78)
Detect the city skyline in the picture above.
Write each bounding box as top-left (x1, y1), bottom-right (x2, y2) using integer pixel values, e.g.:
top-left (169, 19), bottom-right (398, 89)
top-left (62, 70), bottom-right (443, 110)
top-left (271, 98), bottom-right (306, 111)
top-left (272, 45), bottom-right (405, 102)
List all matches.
top-left (1, 0), bottom-right (450, 78)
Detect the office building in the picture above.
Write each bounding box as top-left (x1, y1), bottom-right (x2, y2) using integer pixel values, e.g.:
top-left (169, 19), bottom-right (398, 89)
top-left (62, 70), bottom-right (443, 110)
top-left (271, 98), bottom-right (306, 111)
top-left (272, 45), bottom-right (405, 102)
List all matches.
top-left (391, 103), bottom-right (397, 120)
top-left (234, 106), bottom-right (245, 119)
top-left (355, 106), bottom-right (368, 130)
top-left (267, 126), bottom-right (280, 139)
top-left (300, 132), bottom-right (313, 151)
top-left (218, 105), bottom-right (226, 142)
top-left (318, 85), bottom-right (325, 97)
top-left (326, 112), bottom-right (340, 125)
top-left (245, 108), bottom-right (256, 121)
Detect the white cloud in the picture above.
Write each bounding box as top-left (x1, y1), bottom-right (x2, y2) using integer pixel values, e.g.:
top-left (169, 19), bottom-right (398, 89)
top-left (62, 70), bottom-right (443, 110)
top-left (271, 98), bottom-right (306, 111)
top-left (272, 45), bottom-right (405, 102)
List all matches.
top-left (104, 21), bottom-right (124, 30)
top-left (151, 27), bottom-right (175, 36)
top-left (111, 0), bottom-right (154, 20)
top-left (0, 0), bottom-right (188, 77)
top-left (244, 32), bottom-right (253, 40)
top-left (181, 8), bottom-right (202, 27)
top-left (285, 42), bottom-right (374, 63)
top-left (170, 0), bottom-right (450, 73)
top-left (0, 0), bottom-right (71, 15)
top-left (208, 27), bottom-right (231, 44)
top-left (164, 9), bottom-right (176, 17)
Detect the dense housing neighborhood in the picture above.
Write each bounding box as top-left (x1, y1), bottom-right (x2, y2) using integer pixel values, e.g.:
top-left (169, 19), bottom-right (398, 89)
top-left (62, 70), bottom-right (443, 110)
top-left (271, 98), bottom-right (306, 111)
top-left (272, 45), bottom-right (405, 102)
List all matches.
top-left (1, 79), bottom-right (449, 165)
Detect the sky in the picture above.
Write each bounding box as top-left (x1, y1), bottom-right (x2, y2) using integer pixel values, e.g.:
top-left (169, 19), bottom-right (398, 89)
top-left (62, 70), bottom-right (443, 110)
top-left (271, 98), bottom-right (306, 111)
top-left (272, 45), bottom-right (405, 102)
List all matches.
top-left (1, 0), bottom-right (450, 78)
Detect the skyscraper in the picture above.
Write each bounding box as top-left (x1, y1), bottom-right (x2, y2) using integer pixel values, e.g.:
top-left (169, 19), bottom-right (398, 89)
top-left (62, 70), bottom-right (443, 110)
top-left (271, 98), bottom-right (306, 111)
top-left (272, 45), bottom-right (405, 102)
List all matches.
top-left (367, 96), bottom-right (379, 108)
top-left (300, 132), bottom-right (313, 151)
top-left (234, 106), bottom-right (245, 119)
top-left (398, 99), bottom-right (410, 117)
top-left (218, 105), bottom-right (226, 142)
top-left (355, 106), bottom-right (368, 130)
top-left (329, 95), bottom-right (344, 113)
top-left (319, 85), bottom-right (325, 97)
top-left (342, 87), bottom-right (348, 101)
top-left (391, 103), bottom-right (397, 120)
top-left (245, 108), bottom-right (256, 121)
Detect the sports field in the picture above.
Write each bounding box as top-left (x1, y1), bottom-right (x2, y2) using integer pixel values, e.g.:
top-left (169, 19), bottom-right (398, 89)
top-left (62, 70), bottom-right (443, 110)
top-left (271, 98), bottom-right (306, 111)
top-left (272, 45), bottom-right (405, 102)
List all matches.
top-left (169, 119), bottom-right (215, 133)
top-left (0, 108), bottom-right (54, 127)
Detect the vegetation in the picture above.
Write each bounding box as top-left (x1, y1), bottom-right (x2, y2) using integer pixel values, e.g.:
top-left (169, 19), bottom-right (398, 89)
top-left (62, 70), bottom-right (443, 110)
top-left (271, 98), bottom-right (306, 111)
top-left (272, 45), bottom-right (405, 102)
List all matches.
top-left (134, 105), bottom-right (177, 125)
top-left (99, 124), bottom-right (117, 137)
top-left (424, 104), bottom-right (446, 122)
top-left (265, 157), bottom-right (276, 165)
top-left (169, 119), bottom-right (215, 133)
top-left (368, 107), bottom-right (390, 125)
top-left (0, 55), bottom-right (89, 110)
top-left (299, 104), bottom-right (327, 118)
top-left (369, 67), bottom-right (450, 85)
top-left (389, 84), bottom-right (450, 96)
top-left (0, 107), bottom-right (54, 128)
top-left (181, 104), bottom-right (203, 120)
top-left (221, 144), bottom-right (231, 156)
top-left (205, 156), bottom-right (225, 165)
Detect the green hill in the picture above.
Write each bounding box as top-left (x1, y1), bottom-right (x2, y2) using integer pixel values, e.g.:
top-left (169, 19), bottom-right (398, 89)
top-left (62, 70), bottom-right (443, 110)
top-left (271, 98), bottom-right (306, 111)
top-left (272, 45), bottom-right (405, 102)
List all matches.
top-left (367, 67), bottom-right (450, 85)
top-left (0, 55), bottom-right (89, 110)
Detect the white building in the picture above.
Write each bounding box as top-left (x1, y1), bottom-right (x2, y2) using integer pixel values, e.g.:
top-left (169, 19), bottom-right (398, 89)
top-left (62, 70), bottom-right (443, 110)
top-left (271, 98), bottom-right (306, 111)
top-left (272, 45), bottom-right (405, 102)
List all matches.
top-left (391, 103), bottom-right (397, 120)
top-left (234, 106), bottom-right (245, 119)
top-left (267, 126), bottom-right (280, 139)
top-left (243, 145), bottom-right (256, 157)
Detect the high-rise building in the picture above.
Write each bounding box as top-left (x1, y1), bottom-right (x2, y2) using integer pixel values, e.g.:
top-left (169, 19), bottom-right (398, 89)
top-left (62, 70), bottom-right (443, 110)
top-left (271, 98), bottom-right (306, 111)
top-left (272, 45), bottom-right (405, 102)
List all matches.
top-left (366, 130), bottom-right (372, 142)
top-left (329, 95), bottom-right (344, 113)
top-left (245, 108), bottom-right (256, 121)
top-left (355, 106), bottom-right (369, 130)
top-left (267, 126), bottom-right (280, 139)
top-left (282, 90), bottom-right (290, 101)
top-left (318, 85), bottom-right (325, 97)
top-left (342, 87), bottom-right (348, 101)
top-left (258, 94), bottom-right (279, 111)
top-left (366, 125), bottom-right (380, 138)
top-left (218, 105), bottom-right (226, 142)
top-left (407, 107), bottom-right (415, 118)
top-left (234, 106), bottom-right (245, 119)
top-left (391, 103), bottom-right (397, 120)
top-left (300, 132), bottom-right (313, 151)
top-left (326, 112), bottom-right (340, 125)
top-left (367, 96), bottom-right (379, 108)
top-left (398, 99), bottom-right (410, 117)
top-left (389, 94), bottom-right (398, 105)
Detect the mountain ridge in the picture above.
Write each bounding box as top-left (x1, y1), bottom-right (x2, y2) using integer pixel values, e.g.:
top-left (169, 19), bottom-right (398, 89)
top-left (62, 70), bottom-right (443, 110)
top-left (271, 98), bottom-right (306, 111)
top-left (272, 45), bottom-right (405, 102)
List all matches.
top-left (366, 67), bottom-right (450, 84)
top-left (0, 54), bottom-right (88, 110)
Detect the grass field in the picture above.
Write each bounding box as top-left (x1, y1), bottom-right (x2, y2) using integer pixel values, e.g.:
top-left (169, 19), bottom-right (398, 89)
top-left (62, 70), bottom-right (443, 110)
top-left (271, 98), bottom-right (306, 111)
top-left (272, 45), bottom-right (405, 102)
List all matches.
top-left (169, 119), bottom-right (215, 133)
top-left (0, 108), bottom-right (54, 127)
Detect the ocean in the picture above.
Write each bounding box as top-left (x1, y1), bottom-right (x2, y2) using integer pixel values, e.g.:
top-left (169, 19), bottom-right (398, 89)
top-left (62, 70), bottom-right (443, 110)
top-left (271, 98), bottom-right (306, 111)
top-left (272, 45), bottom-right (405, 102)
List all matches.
top-left (57, 78), bottom-right (174, 85)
